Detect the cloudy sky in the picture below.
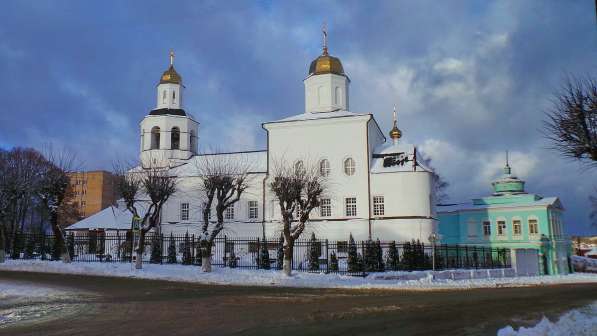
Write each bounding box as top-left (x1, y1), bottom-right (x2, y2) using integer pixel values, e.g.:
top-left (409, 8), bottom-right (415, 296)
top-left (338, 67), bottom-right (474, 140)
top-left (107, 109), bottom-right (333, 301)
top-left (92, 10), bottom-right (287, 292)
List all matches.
top-left (0, 1), bottom-right (596, 234)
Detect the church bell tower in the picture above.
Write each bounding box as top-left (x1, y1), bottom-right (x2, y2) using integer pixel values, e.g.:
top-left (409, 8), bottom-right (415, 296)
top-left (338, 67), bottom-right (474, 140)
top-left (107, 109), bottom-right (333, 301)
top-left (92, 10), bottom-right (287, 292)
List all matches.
top-left (304, 26), bottom-right (350, 113)
top-left (139, 51), bottom-right (199, 167)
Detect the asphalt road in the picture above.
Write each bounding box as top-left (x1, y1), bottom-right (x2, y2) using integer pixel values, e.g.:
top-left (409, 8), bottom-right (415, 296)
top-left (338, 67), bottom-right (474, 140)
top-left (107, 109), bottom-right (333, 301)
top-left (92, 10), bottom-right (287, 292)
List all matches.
top-left (1, 271), bottom-right (596, 336)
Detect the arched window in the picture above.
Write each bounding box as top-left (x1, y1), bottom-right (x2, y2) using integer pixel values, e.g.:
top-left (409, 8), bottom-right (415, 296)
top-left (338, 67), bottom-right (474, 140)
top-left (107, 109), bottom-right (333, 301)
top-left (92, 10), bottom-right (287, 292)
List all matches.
top-left (190, 130), bottom-right (195, 153)
top-left (162, 90), bottom-right (167, 104)
top-left (319, 159), bottom-right (330, 176)
top-left (294, 160), bottom-right (305, 174)
top-left (172, 90), bottom-right (176, 104)
top-left (171, 127), bottom-right (180, 150)
top-left (150, 126), bottom-right (161, 149)
top-left (344, 158), bottom-right (355, 176)
top-left (317, 86), bottom-right (324, 106)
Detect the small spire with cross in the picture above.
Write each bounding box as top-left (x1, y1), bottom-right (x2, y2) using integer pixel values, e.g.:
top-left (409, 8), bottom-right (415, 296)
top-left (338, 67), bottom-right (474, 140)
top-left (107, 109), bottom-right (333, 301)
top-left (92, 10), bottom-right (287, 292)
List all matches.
top-left (504, 150), bottom-right (512, 175)
top-left (389, 105), bottom-right (402, 143)
top-left (322, 22), bottom-right (328, 55)
top-left (169, 50), bottom-right (175, 66)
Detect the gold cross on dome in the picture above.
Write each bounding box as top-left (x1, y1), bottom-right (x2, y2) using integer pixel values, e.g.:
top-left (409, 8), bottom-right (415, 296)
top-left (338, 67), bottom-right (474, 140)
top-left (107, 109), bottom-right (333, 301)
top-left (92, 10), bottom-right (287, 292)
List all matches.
top-left (169, 50), bottom-right (175, 66)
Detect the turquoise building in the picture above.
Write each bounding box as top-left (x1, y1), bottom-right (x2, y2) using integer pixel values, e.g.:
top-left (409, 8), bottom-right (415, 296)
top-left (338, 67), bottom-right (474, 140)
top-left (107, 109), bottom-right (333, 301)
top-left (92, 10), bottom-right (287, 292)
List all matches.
top-left (438, 160), bottom-right (571, 275)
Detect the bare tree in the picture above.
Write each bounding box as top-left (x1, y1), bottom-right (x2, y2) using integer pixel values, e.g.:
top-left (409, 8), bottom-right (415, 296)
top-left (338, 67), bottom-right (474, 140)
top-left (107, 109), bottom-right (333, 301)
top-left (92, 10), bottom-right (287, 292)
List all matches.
top-left (269, 159), bottom-right (327, 276)
top-left (37, 147), bottom-right (78, 263)
top-left (114, 161), bottom-right (177, 269)
top-left (1, 148), bottom-right (47, 253)
top-left (0, 149), bottom-right (8, 262)
top-left (195, 154), bottom-right (251, 272)
top-left (544, 76), bottom-right (597, 164)
top-left (418, 154), bottom-right (449, 203)
top-left (590, 190), bottom-right (597, 229)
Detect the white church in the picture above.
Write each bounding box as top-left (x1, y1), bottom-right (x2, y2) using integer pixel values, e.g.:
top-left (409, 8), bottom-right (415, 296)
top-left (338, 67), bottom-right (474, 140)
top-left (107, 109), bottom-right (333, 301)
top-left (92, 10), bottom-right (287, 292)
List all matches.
top-left (72, 36), bottom-right (437, 243)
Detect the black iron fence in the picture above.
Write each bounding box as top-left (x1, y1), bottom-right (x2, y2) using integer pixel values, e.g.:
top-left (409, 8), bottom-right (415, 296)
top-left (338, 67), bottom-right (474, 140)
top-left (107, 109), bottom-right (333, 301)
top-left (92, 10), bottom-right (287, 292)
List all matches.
top-left (5, 232), bottom-right (511, 276)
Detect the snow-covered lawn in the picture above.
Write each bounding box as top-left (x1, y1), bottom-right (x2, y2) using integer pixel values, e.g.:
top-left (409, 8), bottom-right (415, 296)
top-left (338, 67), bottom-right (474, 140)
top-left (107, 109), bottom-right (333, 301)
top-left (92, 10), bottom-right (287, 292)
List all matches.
top-left (498, 301), bottom-right (597, 336)
top-left (1, 259), bottom-right (596, 290)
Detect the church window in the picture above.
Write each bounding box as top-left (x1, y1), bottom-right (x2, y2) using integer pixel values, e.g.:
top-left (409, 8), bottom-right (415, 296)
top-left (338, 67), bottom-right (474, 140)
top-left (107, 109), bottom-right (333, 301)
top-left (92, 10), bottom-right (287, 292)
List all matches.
top-left (483, 221), bottom-right (491, 236)
top-left (344, 158), bottom-right (355, 176)
top-left (497, 220), bottom-right (506, 236)
top-left (345, 197), bottom-right (357, 217)
top-left (162, 90), bottom-right (167, 103)
top-left (180, 203), bottom-right (189, 221)
top-left (294, 160), bottom-right (305, 174)
top-left (529, 219), bottom-right (539, 235)
top-left (189, 130), bottom-right (195, 153)
top-left (513, 219), bottom-right (522, 236)
top-left (373, 196), bottom-right (384, 216)
top-left (467, 219), bottom-right (476, 237)
top-left (320, 198), bottom-right (331, 217)
top-left (319, 159), bottom-right (330, 176)
top-left (317, 86), bottom-right (324, 106)
top-left (151, 126), bottom-right (161, 149)
top-left (171, 127), bottom-right (180, 150)
top-left (172, 90), bottom-right (176, 104)
top-left (225, 206), bottom-right (235, 220)
top-left (248, 201), bottom-right (258, 219)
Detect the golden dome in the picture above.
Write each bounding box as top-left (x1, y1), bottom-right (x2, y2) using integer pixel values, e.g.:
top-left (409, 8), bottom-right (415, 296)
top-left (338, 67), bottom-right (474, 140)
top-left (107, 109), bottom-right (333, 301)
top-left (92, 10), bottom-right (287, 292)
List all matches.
top-left (389, 125), bottom-right (402, 140)
top-left (159, 51), bottom-right (182, 84)
top-left (308, 51), bottom-right (345, 76)
top-left (160, 65), bottom-right (182, 84)
top-left (389, 107), bottom-right (402, 141)
top-left (309, 25), bottom-right (345, 76)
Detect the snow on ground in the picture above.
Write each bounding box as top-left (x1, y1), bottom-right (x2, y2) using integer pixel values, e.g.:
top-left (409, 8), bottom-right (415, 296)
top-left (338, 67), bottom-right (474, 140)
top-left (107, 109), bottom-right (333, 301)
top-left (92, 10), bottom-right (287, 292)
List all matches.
top-left (0, 281), bottom-right (71, 300)
top-left (572, 256), bottom-right (597, 273)
top-left (0, 280), bottom-right (89, 327)
top-left (1, 260), bottom-right (597, 290)
top-left (497, 302), bottom-right (597, 336)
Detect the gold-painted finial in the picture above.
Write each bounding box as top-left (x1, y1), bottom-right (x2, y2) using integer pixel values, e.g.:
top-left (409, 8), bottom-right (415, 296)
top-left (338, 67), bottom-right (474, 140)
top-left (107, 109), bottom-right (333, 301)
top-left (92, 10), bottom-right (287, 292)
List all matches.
top-left (322, 22), bottom-right (328, 55)
top-left (160, 50), bottom-right (182, 84)
top-left (389, 105), bottom-right (402, 142)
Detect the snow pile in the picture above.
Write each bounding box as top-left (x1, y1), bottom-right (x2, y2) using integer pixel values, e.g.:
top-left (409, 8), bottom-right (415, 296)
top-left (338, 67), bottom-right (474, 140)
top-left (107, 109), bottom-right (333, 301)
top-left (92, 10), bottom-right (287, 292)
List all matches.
top-left (572, 256), bottom-right (597, 272)
top-left (1, 260), bottom-right (596, 290)
top-left (497, 302), bottom-right (597, 336)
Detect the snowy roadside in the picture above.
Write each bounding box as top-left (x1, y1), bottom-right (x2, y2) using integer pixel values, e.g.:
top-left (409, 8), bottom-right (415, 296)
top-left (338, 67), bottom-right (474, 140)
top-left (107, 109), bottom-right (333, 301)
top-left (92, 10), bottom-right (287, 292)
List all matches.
top-left (0, 280), bottom-right (92, 327)
top-left (1, 259), bottom-right (597, 290)
top-left (497, 301), bottom-right (597, 336)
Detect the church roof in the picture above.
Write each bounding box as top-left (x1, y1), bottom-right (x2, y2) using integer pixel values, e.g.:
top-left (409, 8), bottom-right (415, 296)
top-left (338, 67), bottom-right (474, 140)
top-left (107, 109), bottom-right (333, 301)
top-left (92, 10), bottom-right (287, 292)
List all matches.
top-left (266, 110), bottom-right (369, 124)
top-left (66, 205), bottom-right (133, 231)
top-left (437, 196), bottom-right (561, 214)
top-left (149, 108), bottom-right (187, 117)
top-left (172, 150), bottom-right (268, 177)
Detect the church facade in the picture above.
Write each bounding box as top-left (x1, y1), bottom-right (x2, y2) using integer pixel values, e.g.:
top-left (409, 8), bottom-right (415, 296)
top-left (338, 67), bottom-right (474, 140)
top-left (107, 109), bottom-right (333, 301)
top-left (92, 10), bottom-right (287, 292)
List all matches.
top-left (437, 159), bottom-right (571, 275)
top-left (136, 42), bottom-right (437, 243)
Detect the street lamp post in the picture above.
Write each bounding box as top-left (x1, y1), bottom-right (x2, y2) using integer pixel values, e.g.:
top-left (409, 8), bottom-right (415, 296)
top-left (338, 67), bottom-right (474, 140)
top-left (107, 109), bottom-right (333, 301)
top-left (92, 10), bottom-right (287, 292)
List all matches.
top-left (428, 232), bottom-right (441, 271)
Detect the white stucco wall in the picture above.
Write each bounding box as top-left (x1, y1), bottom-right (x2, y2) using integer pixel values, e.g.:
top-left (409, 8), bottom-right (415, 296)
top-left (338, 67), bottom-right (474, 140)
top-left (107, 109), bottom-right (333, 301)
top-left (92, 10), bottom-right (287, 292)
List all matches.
top-left (156, 83), bottom-right (182, 109)
top-left (304, 74), bottom-right (349, 113)
top-left (140, 114), bottom-right (198, 165)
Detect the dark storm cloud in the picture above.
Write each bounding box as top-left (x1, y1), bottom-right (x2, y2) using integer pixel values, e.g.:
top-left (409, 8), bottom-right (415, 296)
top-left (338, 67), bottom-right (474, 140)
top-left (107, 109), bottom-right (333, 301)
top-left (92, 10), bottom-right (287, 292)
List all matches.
top-left (0, 1), bottom-right (595, 234)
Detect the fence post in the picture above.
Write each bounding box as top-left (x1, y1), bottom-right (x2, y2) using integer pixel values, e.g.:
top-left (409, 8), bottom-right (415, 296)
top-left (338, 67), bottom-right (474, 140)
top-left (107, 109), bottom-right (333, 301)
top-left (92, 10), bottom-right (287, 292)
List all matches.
top-left (360, 241), bottom-right (365, 277)
top-left (256, 237), bottom-right (261, 269)
top-left (160, 234), bottom-right (164, 264)
top-left (325, 239), bottom-right (329, 274)
top-left (224, 235), bottom-right (227, 266)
